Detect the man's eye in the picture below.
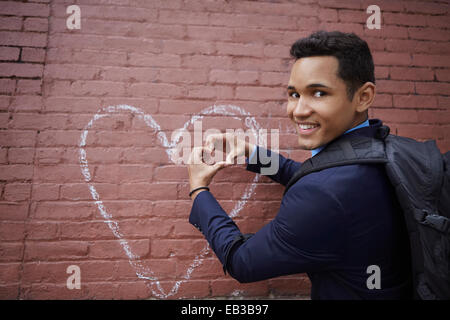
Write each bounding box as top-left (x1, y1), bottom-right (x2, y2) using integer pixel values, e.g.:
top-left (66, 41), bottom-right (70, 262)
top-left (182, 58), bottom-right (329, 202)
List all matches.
top-left (289, 92), bottom-right (300, 98)
top-left (313, 91), bottom-right (327, 98)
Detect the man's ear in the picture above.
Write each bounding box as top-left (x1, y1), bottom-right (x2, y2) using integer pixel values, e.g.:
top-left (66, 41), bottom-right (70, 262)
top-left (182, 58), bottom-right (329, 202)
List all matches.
top-left (355, 82), bottom-right (376, 113)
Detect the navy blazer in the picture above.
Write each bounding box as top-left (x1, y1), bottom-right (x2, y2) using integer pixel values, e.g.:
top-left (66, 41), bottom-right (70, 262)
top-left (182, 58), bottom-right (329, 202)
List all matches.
top-left (189, 119), bottom-right (412, 299)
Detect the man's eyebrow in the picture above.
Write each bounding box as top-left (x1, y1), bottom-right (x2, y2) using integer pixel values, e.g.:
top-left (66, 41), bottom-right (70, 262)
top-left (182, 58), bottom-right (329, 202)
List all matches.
top-left (306, 83), bottom-right (331, 89)
top-left (287, 83), bottom-right (332, 90)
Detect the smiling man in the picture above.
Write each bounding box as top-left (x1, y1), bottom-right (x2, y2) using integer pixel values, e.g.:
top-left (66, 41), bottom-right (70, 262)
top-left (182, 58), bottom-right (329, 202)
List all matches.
top-left (187, 31), bottom-right (413, 299)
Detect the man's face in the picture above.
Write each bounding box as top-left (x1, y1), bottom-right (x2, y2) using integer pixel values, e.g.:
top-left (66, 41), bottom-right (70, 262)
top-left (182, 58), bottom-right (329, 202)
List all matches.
top-left (287, 56), bottom-right (363, 150)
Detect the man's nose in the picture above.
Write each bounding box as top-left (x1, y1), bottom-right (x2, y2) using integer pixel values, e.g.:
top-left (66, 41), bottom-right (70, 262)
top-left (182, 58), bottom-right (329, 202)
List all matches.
top-left (292, 96), bottom-right (313, 118)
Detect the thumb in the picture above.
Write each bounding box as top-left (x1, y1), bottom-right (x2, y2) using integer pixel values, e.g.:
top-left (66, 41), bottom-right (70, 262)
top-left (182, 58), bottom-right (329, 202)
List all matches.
top-left (213, 161), bottom-right (229, 171)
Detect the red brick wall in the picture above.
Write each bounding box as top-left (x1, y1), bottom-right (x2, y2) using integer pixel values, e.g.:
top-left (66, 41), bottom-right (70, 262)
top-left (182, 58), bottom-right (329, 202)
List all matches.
top-left (0, 0), bottom-right (448, 299)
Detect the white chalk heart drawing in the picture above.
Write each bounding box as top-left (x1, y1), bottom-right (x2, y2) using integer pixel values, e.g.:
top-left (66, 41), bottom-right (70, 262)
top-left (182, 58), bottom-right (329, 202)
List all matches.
top-left (79, 104), bottom-right (262, 298)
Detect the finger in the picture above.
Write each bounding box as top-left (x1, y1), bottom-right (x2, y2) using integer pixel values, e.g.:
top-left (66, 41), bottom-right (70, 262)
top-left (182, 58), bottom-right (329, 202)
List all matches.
top-left (189, 146), bottom-right (204, 165)
top-left (205, 133), bottom-right (223, 151)
top-left (225, 150), bottom-right (236, 164)
top-left (213, 161), bottom-right (229, 171)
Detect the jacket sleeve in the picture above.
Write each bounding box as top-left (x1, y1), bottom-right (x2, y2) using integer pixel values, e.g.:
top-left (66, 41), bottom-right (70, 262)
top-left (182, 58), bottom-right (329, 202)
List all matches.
top-left (246, 146), bottom-right (301, 186)
top-left (189, 179), bottom-right (346, 283)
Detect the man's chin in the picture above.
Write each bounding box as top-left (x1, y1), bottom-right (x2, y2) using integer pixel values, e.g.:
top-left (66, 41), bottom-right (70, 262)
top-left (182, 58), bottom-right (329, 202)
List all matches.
top-left (297, 138), bottom-right (319, 150)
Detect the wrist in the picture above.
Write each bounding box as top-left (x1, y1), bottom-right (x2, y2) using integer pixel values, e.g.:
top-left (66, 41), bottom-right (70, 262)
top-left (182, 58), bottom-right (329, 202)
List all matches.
top-left (190, 186), bottom-right (209, 200)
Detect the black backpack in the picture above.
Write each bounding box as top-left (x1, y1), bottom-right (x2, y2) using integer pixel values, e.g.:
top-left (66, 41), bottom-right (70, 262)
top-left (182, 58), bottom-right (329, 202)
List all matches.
top-left (284, 125), bottom-right (450, 300)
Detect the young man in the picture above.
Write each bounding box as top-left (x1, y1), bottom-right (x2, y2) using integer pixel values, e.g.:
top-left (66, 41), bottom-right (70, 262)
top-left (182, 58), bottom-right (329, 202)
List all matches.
top-left (187, 31), bottom-right (413, 299)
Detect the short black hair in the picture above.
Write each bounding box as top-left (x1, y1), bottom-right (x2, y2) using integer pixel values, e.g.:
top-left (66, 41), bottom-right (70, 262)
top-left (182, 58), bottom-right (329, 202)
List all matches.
top-left (290, 31), bottom-right (375, 101)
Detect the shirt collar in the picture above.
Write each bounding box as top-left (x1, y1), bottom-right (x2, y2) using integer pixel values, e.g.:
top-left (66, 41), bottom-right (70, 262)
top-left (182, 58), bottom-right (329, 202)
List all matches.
top-left (311, 119), bottom-right (370, 157)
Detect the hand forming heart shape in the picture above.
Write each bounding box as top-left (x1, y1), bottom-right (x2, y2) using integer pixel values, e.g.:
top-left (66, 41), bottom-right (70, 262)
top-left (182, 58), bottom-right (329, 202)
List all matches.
top-left (79, 104), bottom-right (262, 298)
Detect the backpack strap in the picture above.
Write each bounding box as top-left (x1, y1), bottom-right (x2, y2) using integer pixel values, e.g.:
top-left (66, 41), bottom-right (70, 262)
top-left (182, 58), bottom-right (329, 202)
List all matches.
top-left (284, 126), bottom-right (390, 195)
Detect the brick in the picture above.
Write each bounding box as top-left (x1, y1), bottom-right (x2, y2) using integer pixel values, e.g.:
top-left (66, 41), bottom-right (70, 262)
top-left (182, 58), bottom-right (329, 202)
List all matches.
top-left (383, 12), bottom-right (428, 27)
top-left (0, 31), bottom-right (47, 47)
top-left (182, 54), bottom-right (232, 69)
top-left (37, 130), bottom-right (82, 147)
top-left (16, 79), bottom-right (42, 95)
top-left (318, 0), bottom-right (361, 9)
top-left (187, 85), bottom-right (234, 100)
top-left (53, 4), bottom-right (157, 22)
top-left (3, 183), bottom-right (31, 202)
top-left (150, 239), bottom-right (205, 258)
top-left (235, 86), bottom-right (292, 101)
top-left (393, 95), bottom-right (438, 109)
top-left (379, 90), bottom-right (404, 109)
top-left (0, 63), bottom-right (43, 78)
top-left (371, 108), bottom-right (418, 124)
top-left (159, 68), bottom-right (208, 84)
top-left (159, 9), bottom-right (209, 25)
top-left (260, 72), bottom-right (289, 86)
top-left (390, 67), bottom-right (434, 81)
top-left (0, 242), bottom-right (24, 262)
top-left (0, 222), bottom-right (25, 241)
top-left (0, 47), bottom-right (20, 61)
top-left (31, 183), bottom-right (59, 201)
top-left (216, 42), bottom-right (264, 58)
top-left (0, 1), bottom-right (50, 17)
top-left (34, 165), bottom-right (85, 183)
top-left (32, 201), bottom-right (95, 220)
top-left (10, 95), bottom-right (43, 112)
top-left (0, 16), bottom-right (22, 31)
top-left (128, 52), bottom-right (181, 68)
top-left (210, 70), bottom-right (259, 85)
top-left (60, 183), bottom-right (118, 201)
top-left (436, 69), bottom-right (450, 82)
top-left (415, 82), bottom-right (450, 96)
top-left (376, 80), bottom-right (414, 94)
top-left (46, 48), bottom-right (127, 66)
top-left (128, 83), bottom-right (186, 98)
top-left (338, 9), bottom-right (367, 24)
top-left (44, 64), bottom-right (100, 80)
top-left (100, 66), bottom-right (159, 83)
top-left (364, 25), bottom-right (409, 39)
top-left (158, 280), bottom-right (210, 299)
top-left (417, 110), bottom-right (450, 125)
top-left (0, 165), bottom-right (33, 181)
top-left (0, 203), bottom-right (29, 221)
top-left (154, 166), bottom-right (188, 181)
top-left (269, 276), bottom-right (311, 296)
top-left (8, 148), bottom-right (35, 163)
top-left (438, 96), bottom-right (450, 108)
top-left (396, 124), bottom-right (442, 140)
top-left (118, 183), bottom-right (177, 200)
top-left (0, 79), bottom-right (16, 94)
top-left (404, 1), bottom-right (448, 15)
top-left (210, 279), bottom-right (269, 297)
top-left (372, 52), bottom-right (412, 66)
top-left (88, 240), bottom-right (149, 259)
top-left (21, 48), bottom-right (46, 63)
top-left (24, 18), bottom-right (48, 32)
top-left (162, 39), bottom-right (215, 55)
top-left (409, 27), bottom-right (450, 42)
top-left (0, 263), bottom-right (21, 284)
top-left (412, 54), bottom-right (450, 68)
top-left (0, 284), bottom-right (19, 299)
top-left (186, 25), bottom-right (233, 41)
top-left (24, 241), bottom-right (88, 261)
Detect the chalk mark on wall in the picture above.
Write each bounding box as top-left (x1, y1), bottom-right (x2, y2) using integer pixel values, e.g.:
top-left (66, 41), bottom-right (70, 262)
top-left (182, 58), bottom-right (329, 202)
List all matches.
top-left (79, 104), bottom-right (261, 298)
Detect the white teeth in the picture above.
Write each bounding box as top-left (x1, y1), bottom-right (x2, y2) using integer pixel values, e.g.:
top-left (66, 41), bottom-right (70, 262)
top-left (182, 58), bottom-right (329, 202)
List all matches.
top-left (299, 124), bottom-right (319, 130)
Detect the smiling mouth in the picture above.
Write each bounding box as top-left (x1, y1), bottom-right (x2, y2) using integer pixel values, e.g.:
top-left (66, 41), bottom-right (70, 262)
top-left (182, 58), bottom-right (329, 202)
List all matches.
top-left (297, 123), bottom-right (320, 134)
